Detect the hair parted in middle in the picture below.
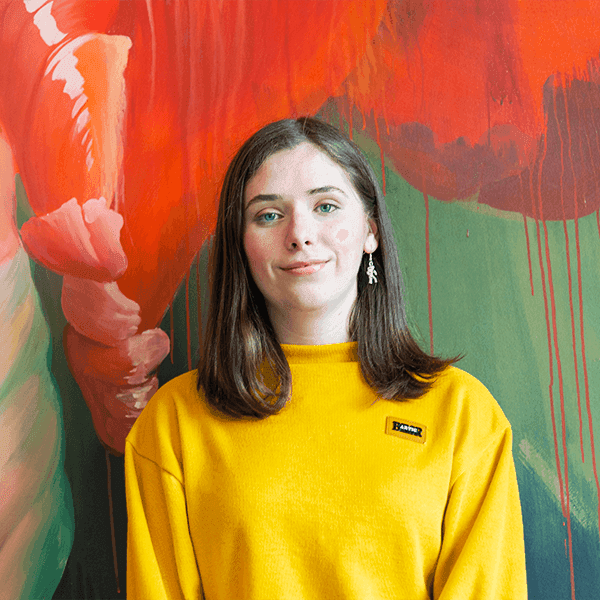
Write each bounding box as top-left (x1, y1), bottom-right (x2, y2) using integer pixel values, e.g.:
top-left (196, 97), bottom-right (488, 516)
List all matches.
top-left (197, 116), bottom-right (456, 418)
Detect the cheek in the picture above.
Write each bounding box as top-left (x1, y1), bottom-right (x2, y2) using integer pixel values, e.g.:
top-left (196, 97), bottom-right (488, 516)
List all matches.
top-left (244, 231), bottom-right (272, 274)
top-left (333, 224), bottom-right (365, 252)
top-left (243, 233), bottom-right (260, 272)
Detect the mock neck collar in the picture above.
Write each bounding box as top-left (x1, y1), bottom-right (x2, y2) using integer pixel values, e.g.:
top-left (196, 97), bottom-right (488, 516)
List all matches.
top-left (280, 341), bottom-right (359, 364)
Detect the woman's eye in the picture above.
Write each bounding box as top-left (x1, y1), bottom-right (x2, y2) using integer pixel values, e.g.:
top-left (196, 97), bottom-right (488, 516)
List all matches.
top-left (318, 203), bottom-right (337, 214)
top-left (257, 212), bottom-right (280, 223)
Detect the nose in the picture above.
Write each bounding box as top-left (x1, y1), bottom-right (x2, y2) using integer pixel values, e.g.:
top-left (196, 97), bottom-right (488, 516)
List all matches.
top-left (285, 207), bottom-right (315, 249)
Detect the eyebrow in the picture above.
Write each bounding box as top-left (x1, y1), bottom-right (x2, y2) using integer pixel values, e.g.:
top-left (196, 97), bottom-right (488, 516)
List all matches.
top-left (245, 186), bottom-right (348, 210)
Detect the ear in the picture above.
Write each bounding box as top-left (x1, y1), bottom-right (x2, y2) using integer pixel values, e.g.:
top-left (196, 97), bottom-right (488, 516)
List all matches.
top-left (364, 219), bottom-right (379, 254)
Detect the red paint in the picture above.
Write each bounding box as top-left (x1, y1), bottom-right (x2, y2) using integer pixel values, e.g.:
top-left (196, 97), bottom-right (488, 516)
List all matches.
top-left (105, 450), bottom-right (120, 594)
top-left (1, 0), bottom-right (387, 333)
top-left (117, 0), bottom-right (386, 331)
top-left (332, 2), bottom-right (600, 219)
top-left (62, 325), bottom-right (169, 454)
top-left (374, 118), bottom-right (386, 195)
top-left (533, 128), bottom-right (567, 522)
top-left (348, 105), bottom-right (354, 140)
top-left (521, 209), bottom-right (534, 296)
top-left (556, 81), bottom-right (585, 463)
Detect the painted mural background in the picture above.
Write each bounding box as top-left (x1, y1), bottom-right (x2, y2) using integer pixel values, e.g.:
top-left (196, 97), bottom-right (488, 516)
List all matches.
top-left (0, 0), bottom-right (599, 598)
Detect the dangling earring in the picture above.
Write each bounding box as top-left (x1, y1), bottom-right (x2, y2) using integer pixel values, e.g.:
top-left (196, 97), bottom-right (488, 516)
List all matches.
top-left (366, 253), bottom-right (378, 284)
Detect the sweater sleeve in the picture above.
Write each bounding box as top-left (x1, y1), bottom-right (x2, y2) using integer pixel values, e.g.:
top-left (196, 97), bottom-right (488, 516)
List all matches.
top-left (125, 440), bottom-right (203, 600)
top-left (433, 427), bottom-right (527, 599)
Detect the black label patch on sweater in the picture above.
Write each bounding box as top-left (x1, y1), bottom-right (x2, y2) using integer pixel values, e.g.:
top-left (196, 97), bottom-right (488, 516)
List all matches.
top-left (385, 417), bottom-right (427, 444)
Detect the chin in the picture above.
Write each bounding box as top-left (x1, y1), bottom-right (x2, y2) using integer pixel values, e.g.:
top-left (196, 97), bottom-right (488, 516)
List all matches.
top-left (280, 293), bottom-right (333, 312)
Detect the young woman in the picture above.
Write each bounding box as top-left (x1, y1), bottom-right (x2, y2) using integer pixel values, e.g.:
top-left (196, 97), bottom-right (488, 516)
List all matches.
top-left (125, 117), bottom-right (527, 599)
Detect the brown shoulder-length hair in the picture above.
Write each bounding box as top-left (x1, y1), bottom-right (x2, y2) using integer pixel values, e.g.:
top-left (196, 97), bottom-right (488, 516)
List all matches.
top-left (197, 117), bottom-right (456, 418)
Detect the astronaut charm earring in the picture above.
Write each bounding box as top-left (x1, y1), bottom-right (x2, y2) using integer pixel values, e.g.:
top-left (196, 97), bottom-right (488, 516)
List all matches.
top-left (366, 253), bottom-right (378, 284)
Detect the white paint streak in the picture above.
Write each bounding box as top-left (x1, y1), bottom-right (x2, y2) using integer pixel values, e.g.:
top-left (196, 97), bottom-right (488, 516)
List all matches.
top-left (48, 52), bottom-right (83, 99)
top-left (45, 36), bottom-right (93, 110)
top-left (32, 2), bottom-right (66, 46)
top-left (46, 35), bottom-right (88, 75)
top-left (23, 0), bottom-right (47, 14)
top-left (75, 108), bottom-right (90, 135)
top-left (71, 94), bottom-right (87, 119)
top-left (518, 438), bottom-right (594, 529)
top-left (145, 0), bottom-right (157, 107)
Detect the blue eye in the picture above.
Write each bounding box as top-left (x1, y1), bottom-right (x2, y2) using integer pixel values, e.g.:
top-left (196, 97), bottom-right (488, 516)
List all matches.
top-left (318, 203), bottom-right (337, 213)
top-left (257, 212), bottom-right (279, 223)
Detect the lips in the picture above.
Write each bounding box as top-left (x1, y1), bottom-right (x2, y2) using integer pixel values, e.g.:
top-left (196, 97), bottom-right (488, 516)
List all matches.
top-left (282, 261), bottom-right (328, 275)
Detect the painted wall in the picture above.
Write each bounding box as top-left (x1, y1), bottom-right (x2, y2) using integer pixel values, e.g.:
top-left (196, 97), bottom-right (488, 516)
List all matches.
top-left (0, 1), bottom-right (598, 598)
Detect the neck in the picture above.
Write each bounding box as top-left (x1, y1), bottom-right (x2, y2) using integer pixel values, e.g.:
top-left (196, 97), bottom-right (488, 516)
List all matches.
top-left (267, 295), bottom-right (356, 345)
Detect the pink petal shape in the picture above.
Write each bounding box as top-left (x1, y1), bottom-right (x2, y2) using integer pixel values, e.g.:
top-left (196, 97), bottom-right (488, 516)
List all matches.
top-left (69, 328), bottom-right (170, 386)
top-left (20, 197), bottom-right (127, 281)
top-left (64, 325), bottom-right (169, 455)
top-left (61, 275), bottom-right (140, 345)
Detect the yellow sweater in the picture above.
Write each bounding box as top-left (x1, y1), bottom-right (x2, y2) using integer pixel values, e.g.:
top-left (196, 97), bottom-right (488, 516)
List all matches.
top-left (125, 342), bottom-right (527, 599)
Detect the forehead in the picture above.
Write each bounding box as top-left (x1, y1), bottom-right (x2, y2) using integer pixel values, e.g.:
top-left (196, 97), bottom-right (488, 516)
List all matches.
top-left (244, 142), bottom-right (357, 202)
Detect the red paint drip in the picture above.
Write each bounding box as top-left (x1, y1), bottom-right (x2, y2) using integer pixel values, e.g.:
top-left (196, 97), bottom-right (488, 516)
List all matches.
top-left (424, 191), bottom-right (433, 354)
top-left (582, 70), bottom-right (600, 241)
top-left (185, 272), bottom-right (192, 372)
top-left (558, 81), bottom-right (585, 463)
top-left (522, 211), bottom-right (534, 296)
top-left (519, 171), bottom-right (534, 296)
top-left (374, 118), bottom-right (386, 195)
top-left (487, 81), bottom-right (492, 148)
top-left (571, 87), bottom-right (600, 540)
top-left (170, 304), bottom-right (175, 364)
top-left (106, 450), bottom-right (121, 595)
top-left (532, 127), bottom-right (567, 523)
top-left (544, 218), bottom-right (576, 600)
top-left (571, 76), bottom-right (600, 504)
top-left (549, 80), bottom-right (576, 599)
top-left (348, 102), bottom-right (354, 141)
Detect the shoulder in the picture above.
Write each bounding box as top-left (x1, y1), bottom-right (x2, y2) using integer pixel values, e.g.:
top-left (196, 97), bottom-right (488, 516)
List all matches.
top-left (126, 370), bottom-right (202, 475)
top-left (425, 366), bottom-right (512, 477)
top-left (135, 369), bottom-right (201, 429)
top-left (431, 365), bottom-right (509, 428)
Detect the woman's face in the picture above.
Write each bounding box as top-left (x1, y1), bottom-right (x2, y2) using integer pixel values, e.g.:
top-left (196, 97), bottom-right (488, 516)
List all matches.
top-left (243, 142), bottom-right (378, 320)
